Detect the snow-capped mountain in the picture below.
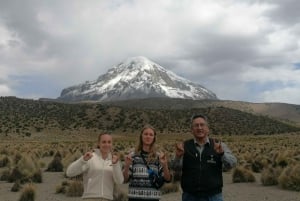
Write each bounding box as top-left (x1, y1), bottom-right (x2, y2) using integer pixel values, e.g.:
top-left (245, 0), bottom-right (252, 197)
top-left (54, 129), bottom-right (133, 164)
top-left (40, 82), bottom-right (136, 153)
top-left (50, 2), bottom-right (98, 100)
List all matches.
top-left (57, 56), bottom-right (218, 102)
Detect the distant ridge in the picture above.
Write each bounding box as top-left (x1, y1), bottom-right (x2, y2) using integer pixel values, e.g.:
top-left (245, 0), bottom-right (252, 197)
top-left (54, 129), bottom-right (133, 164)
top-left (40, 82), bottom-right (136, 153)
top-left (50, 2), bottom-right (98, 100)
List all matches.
top-left (57, 56), bottom-right (217, 102)
top-left (103, 97), bottom-right (300, 127)
top-left (1, 96), bottom-right (300, 139)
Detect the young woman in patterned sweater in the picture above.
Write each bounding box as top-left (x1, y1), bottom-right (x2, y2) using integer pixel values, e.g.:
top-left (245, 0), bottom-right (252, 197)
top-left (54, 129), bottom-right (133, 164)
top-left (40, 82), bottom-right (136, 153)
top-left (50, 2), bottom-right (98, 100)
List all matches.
top-left (123, 124), bottom-right (171, 201)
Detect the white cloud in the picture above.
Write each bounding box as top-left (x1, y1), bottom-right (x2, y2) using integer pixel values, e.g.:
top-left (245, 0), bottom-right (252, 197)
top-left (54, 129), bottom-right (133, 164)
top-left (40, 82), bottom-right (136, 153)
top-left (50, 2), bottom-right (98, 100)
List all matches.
top-left (0, 84), bottom-right (12, 96)
top-left (242, 66), bottom-right (300, 84)
top-left (262, 87), bottom-right (300, 104)
top-left (0, 0), bottom-right (299, 104)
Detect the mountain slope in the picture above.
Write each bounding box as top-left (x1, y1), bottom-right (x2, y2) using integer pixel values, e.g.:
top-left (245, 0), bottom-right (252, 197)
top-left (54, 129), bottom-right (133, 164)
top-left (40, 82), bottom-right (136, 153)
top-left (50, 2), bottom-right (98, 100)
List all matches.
top-left (103, 98), bottom-right (300, 126)
top-left (58, 56), bottom-right (217, 102)
top-left (1, 97), bottom-right (299, 139)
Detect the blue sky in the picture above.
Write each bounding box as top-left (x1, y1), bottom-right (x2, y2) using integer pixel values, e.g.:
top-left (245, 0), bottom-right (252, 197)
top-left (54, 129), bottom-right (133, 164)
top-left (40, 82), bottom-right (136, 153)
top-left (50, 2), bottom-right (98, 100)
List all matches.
top-left (0, 0), bottom-right (300, 104)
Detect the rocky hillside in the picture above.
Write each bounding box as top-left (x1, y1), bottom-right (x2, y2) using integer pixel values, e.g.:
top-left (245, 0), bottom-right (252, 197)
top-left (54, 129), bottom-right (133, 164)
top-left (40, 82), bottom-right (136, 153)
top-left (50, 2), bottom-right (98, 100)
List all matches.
top-left (1, 97), bottom-right (299, 139)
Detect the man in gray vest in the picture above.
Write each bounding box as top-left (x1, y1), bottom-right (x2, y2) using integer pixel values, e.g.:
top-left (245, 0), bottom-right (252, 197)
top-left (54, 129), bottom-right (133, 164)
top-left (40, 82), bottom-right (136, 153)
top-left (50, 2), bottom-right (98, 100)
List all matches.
top-left (172, 114), bottom-right (237, 201)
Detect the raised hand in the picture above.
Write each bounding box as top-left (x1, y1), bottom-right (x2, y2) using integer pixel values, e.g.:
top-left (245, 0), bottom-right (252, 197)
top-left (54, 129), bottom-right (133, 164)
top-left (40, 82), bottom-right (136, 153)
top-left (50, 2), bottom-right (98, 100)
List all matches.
top-left (124, 154), bottom-right (133, 167)
top-left (112, 153), bottom-right (119, 164)
top-left (159, 152), bottom-right (168, 166)
top-left (83, 150), bottom-right (94, 161)
top-left (213, 139), bottom-right (224, 155)
top-left (175, 142), bottom-right (184, 158)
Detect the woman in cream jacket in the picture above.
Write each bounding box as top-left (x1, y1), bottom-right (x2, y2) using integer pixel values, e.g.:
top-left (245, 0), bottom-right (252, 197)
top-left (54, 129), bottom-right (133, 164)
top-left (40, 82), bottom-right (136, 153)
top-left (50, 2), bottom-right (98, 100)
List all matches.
top-left (66, 133), bottom-right (124, 201)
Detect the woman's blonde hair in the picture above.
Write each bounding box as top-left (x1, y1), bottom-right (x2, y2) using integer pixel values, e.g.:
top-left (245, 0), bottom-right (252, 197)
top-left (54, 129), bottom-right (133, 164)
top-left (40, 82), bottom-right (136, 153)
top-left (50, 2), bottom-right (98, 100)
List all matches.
top-left (96, 133), bottom-right (111, 148)
top-left (135, 124), bottom-right (157, 162)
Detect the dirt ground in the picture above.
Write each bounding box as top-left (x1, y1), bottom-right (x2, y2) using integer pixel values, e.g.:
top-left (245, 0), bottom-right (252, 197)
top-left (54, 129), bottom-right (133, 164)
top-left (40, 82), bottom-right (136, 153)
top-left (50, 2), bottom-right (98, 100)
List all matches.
top-left (1, 171), bottom-right (299, 201)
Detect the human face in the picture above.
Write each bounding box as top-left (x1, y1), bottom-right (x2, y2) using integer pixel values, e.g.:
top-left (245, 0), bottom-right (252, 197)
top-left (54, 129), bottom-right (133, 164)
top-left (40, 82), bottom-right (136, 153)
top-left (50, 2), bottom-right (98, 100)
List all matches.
top-left (191, 117), bottom-right (209, 142)
top-left (142, 128), bottom-right (155, 146)
top-left (98, 134), bottom-right (112, 154)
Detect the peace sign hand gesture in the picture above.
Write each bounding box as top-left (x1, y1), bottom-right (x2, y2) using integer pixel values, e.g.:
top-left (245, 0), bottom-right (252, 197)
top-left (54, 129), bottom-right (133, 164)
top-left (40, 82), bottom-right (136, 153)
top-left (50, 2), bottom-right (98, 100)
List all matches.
top-left (213, 139), bottom-right (224, 155)
top-left (159, 152), bottom-right (168, 166)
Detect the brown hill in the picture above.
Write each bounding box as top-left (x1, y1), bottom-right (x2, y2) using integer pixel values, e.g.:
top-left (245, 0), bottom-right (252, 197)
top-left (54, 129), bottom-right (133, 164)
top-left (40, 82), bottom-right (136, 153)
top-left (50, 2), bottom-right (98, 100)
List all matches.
top-left (0, 96), bottom-right (299, 139)
top-left (103, 98), bottom-right (300, 126)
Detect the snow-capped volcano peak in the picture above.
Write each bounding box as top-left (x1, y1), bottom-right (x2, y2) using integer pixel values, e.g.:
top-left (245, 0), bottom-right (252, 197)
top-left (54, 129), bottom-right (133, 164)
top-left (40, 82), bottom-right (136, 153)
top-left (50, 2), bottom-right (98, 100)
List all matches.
top-left (115, 56), bottom-right (155, 71)
top-left (58, 57), bottom-right (218, 102)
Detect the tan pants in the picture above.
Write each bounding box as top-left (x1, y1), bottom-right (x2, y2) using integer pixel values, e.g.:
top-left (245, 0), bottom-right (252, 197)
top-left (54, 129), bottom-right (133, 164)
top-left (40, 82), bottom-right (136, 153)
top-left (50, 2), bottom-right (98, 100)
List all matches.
top-left (83, 198), bottom-right (111, 201)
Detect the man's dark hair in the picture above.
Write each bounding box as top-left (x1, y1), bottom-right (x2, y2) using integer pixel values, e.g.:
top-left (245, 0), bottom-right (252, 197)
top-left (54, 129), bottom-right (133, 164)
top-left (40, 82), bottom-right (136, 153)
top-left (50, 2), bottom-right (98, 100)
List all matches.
top-left (191, 114), bottom-right (208, 123)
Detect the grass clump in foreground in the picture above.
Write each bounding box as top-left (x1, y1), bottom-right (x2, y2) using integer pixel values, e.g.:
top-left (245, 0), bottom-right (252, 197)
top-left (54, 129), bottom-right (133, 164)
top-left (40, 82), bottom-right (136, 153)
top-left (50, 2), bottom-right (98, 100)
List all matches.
top-left (18, 183), bottom-right (36, 201)
top-left (232, 166), bottom-right (256, 183)
top-left (278, 164), bottom-right (300, 191)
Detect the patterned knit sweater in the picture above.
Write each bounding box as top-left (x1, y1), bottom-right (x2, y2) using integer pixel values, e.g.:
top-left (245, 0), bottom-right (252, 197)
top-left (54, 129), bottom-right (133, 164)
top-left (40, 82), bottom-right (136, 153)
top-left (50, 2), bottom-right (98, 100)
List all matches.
top-left (128, 151), bottom-right (164, 200)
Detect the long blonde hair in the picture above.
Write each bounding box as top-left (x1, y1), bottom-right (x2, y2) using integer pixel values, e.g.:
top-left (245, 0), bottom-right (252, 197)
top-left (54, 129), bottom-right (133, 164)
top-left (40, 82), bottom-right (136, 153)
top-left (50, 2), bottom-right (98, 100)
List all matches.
top-left (135, 124), bottom-right (157, 163)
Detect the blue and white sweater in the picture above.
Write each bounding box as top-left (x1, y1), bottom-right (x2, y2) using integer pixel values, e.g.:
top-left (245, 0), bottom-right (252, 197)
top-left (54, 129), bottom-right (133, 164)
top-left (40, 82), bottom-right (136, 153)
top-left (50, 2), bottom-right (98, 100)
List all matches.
top-left (128, 151), bottom-right (164, 200)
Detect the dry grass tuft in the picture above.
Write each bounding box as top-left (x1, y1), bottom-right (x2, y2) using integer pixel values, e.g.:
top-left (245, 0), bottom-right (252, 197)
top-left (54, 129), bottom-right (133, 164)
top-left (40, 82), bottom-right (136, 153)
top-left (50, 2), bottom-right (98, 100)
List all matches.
top-left (0, 155), bottom-right (10, 167)
top-left (18, 183), bottom-right (36, 201)
top-left (278, 164), bottom-right (300, 191)
top-left (11, 180), bottom-right (21, 192)
top-left (46, 153), bottom-right (64, 172)
top-left (55, 180), bottom-right (69, 194)
top-left (0, 169), bottom-right (10, 181)
top-left (66, 180), bottom-right (83, 197)
top-left (232, 166), bottom-right (256, 183)
top-left (261, 166), bottom-right (282, 186)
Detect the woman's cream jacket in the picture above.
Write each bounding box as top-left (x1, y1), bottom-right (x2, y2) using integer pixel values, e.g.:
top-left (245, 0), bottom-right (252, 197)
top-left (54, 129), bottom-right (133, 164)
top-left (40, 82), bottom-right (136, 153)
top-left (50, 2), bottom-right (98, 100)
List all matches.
top-left (66, 149), bottom-right (124, 200)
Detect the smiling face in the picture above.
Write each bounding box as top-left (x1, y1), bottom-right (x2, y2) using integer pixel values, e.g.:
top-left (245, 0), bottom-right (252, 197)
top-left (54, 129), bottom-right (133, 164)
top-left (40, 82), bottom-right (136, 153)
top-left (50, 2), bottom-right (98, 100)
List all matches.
top-left (141, 128), bottom-right (156, 147)
top-left (97, 134), bottom-right (112, 154)
top-left (191, 116), bottom-right (209, 143)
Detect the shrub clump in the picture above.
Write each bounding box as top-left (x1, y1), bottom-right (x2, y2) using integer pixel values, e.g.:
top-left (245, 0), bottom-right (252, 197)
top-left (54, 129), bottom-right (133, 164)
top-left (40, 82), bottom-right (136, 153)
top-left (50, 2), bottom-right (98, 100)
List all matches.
top-left (232, 166), bottom-right (256, 183)
top-left (66, 180), bottom-right (84, 197)
top-left (278, 164), bottom-right (300, 191)
top-left (11, 180), bottom-right (21, 192)
top-left (18, 183), bottom-right (36, 201)
top-left (56, 179), bottom-right (83, 197)
top-left (0, 155), bottom-right (10, 167)
top-left (261, 166), bottom-right (282, 186)
top-left (46, 152), bottom-right (64, 172)
top-left (8, 154), bottom-right (42, 183)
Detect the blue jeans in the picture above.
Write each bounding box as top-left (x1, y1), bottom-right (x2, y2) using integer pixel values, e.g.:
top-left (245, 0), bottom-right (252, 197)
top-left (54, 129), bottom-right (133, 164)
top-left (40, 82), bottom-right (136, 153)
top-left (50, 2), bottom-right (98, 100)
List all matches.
top-left (182, 192), bottom-right (223, 201)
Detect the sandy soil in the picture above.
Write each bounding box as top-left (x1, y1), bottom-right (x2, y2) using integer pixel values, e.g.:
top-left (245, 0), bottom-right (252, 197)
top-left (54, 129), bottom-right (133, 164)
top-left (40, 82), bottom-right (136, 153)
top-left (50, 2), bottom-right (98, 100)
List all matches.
top-left (1, 171), bottom-right (299, 201)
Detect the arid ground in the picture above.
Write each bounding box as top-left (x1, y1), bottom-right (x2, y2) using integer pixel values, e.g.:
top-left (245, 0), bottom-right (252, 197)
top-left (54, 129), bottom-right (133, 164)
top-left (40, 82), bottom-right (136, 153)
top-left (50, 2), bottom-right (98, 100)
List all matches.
top-left (1, 134), bottom-right (300, 201)
top-left (1, 170), bottom-right (299, 201)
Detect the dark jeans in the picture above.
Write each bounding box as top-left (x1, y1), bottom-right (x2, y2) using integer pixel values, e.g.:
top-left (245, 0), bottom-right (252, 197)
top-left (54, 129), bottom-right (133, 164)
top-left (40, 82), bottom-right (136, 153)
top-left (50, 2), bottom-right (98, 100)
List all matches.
top-left (182, 192), bottom-right (223, 201)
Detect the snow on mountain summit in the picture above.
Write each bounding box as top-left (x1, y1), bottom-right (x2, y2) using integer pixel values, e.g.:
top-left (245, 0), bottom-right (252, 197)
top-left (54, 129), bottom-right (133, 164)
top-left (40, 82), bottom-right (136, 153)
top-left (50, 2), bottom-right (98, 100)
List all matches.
top-left (58, 56), bottom-right (218, 102)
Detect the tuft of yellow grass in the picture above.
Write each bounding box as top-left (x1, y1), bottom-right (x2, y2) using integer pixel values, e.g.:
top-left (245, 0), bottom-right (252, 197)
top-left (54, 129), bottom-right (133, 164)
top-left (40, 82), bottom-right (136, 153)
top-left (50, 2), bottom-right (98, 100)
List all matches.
top-left (261, 166), bottom-right (282, 186)
top-left (278, 164), bottom-right (300, 191)
top-left (66, 180), bottom-right (84, 197)
top-left (232, 166), bottom-right (256, 183)
top-left (18, 183), bottom-right (36, 201)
